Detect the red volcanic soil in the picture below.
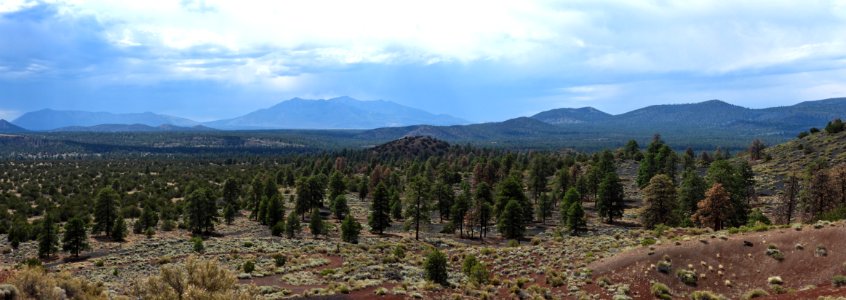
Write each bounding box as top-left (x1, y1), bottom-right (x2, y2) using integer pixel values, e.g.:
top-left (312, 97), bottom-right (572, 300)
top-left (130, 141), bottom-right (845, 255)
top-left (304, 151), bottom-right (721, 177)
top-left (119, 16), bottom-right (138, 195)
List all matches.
top-left (587, 224), bottom-right (846, 299)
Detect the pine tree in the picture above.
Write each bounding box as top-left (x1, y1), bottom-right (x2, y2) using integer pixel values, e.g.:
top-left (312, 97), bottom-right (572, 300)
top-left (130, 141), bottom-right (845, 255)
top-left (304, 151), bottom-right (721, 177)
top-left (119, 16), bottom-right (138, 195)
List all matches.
top-left (406, 176), bottom-right (431, 240)
top-left (38, 214), bottom-right (59, 259)
top-left (692, 183), bottom-right (734, 231)
top-left (186, 188), bottom-right (218, 235)
top-left (495, 176), bottom-right (532, 224)
top-left (111, 214), bottom-right (127, 242)
top-left (497, 200), bottom-right (525, 240)
top-left (257, 196), bottom-right (268, 225)
top-left (328, 171), bottom-right (346, 201)
top-left (596, 172), bottom-right (625, 223)
top-left (433, 181), bottom-right (454, 222)
top-left (358, 177), bottom-right (369, 200)
top-left (389, 189), bottom-right (403, 220)
top-left (451, 184), bottom-right (470, 238)
top-left (677, 169), bottom-right (706, 222)
top-left (285, 211), bottom-right (300, 238)
top-left (423, 249), bottom-right (449, 286)
top-left (641, 174), bottom-right (678, 229)
top-left (62, 217), bottom-right (89, 257)
top-left (266, 195), bottom-right (285, 229)
top-left (8, 217), bottom-right (28, 249)
top-left (560, 188), bottom-right (581, 225)
top-left (369, 183), bottom-right (391, 234)
top-left (340, 214), bottom-right (361, 244)
top-left (566, 201), bottom-right (587, 236)
top-left (332, 195), bottom-right (349, 219)
top-left (93, 188), bottom-right (120, 236)
top-left (537, 193), bottom-right (553, 224)
top-left (222, 178), bottom-right (240, 224)
top-left (309, 209), bottom-right (324, 237)
top-left (250, 176), bottom-right (264, 221)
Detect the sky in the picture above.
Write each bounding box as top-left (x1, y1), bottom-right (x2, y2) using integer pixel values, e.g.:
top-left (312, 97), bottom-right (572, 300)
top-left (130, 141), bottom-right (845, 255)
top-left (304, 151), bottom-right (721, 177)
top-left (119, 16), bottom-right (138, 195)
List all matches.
top-left (1, 0), bottom-right (846, 122)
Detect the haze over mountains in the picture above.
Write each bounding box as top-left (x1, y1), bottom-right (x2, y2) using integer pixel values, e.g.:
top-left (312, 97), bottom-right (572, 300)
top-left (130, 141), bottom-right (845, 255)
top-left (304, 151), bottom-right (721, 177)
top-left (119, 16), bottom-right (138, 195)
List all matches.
top-left (4, 97), bottom-right (846, 149)
top-left (10, 97), bottom-right (467, 131)
top-left (205, 96), bottom-right (468, 129)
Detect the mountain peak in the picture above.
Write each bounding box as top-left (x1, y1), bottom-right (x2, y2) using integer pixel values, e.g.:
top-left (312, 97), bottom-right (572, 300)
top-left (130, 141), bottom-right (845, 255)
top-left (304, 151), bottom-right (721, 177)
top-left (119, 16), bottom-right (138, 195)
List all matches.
top-left (207, 96), bottom-right (467, 129)
top-left (531, 106), bottom-right (612, 125)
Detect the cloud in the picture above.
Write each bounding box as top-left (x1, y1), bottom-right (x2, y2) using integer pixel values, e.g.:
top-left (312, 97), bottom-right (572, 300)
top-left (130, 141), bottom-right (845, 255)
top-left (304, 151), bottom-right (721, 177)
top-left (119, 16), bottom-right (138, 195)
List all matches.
top-left (1, 0), bottom-right (846, 121)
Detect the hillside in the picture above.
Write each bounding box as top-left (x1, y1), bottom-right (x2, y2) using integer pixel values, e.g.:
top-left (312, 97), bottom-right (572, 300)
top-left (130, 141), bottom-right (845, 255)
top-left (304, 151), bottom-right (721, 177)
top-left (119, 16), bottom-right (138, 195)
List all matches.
top-left (206, 96), bottom-right (467, 130)
top-left (369, 136), bottom-right (450, 158)
top-left (0, 119), bottom-right (27, 133)
top-left (52, 124), bottom-right (217, 133)
top-left (13, 109), bottom-right (199, 131)
top-left (752, 129), bottom-right (846, 192)
top-left (530, 107), bottom-right (612, 125)
top-left (532, 98), bottom-right (846, 137)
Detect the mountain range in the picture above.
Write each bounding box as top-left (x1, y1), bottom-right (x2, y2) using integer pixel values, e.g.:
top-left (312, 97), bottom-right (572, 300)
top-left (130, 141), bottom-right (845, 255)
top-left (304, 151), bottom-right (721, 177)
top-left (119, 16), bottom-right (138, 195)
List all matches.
top-left (9, 97), bottom-right (467, 131)
top-left (205, 96), bottom-right (467, 129)
top-left (4, 97), bottom-right (846, 150)
top-left (13, 109), bottom-right (200, 131)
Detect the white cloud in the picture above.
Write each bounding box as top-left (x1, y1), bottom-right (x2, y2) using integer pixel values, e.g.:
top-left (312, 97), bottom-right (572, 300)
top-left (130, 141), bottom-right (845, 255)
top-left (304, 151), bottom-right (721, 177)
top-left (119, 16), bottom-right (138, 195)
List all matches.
top-left (0, 0), bottom-right (37, 13)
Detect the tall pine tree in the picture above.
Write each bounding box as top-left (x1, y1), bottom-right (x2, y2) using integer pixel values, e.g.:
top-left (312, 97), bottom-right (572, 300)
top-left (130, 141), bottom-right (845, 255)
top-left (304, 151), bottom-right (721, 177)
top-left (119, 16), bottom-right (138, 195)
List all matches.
top-left (369, 183), bottom-right (391, 234)
top-left (93, 188), bottom-right (120, 236)
top-left (596, 172), bottom-right (625, 223)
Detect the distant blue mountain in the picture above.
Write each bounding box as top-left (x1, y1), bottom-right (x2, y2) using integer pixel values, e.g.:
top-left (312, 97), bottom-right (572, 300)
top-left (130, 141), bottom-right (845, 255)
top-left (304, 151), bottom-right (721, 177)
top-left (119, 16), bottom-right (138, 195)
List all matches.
top-left (51, 124), bottom-right (216, 133)
top-left (13, 109), bottom-right (199, 131)
top-left (205, 96), bottom-right (469, 129)
top-left (0, 119), bottom-right (27, 133)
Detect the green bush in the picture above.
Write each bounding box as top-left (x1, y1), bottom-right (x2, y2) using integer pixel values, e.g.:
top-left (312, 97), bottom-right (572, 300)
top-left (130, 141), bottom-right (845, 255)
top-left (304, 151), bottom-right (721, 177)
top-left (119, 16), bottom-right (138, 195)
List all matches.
top-left (657, 260), bottom-right (672, 273)
top-left (650, 282), bottom-right (672, 300)
top-left (243, 260), bottom-right (255, 273)
top-left (690, 290), bottom-right (724, 300)
top-left (468, 262), bottom-right (489, 284)
top-left (676, 269), bottom-right (697, 286)
top-left (462, 255), bottom-right (478, 275)
top-left (641, 237), bottom-right (657, 246)
top-left (742, 288), bottom-right (769, 299)
top-left (423, 249), bottom-right (449, 286)
top-left (271, 221), bottom-right (285, 236)
top-left (191, 237), bottom-right (204, 253)
top-left (833, 275), bottom-right (846, 287)
top-left (273, 254), bottom-right (287, 267)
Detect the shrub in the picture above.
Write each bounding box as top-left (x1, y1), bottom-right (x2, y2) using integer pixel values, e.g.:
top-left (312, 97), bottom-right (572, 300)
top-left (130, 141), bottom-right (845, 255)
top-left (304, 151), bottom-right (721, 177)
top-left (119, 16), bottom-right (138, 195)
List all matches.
top-left (191, 237), bottom-right (204, 253)
top-left (767, 276), bottom-right (783, 285)
top-left (657, 260), bottom-right (672, 273)
top-left (641, 237), bottom-right (657, 246)
top-left (462, 255), bottom-right (479, 276)
top-left (340, 215), bottom-right (361, 244)
top-left (393, 245), bottom-right (406, 259)
top-left (742, 288), bottom-right (769, 299)
top-left (133, 256), bottom-right (252, 299)
top-left (161, 220), bottom-right (176, 231)
top-left (832, 275), bottom-right (846, 287)
top-left (765, 247), bottom-right (784, 261)
top-left (650, 282), bottom-right (672, 300)
top-left (468, 262), bottom-right (490, 284)
top-left (507, 240), bottom-right (520, 247)
top-left (243, 260), bottom-right (255, 273)
top-left (0, 284), bottom-right (19, 300)
top-left (273, 254), bottom-right (287, 267)
top-left (676, 269), bottom-right (697, 286)
top-left (423, 249), bottom-right (449, 286)
top-left (271, 221), bottom-right (285, 236)
top-left (690, 290), bottom-right (724, 300)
